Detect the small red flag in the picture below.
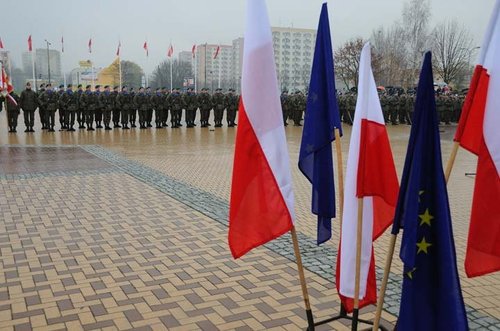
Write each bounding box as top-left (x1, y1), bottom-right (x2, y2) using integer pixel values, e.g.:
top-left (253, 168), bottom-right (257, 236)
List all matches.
top-left (143, 41), bottom-right (148, 57)
top-left (61, 36), bottom-right (64, 53)
top-left (0, 38), bottom-right (4, 49)
top-left (167, 44), bottom-right (174, 58)
top-left (28, 35), bottom-right (32, 52)
top-left (88, 38), bottom-right (92, 53)
top-left (213, 45), bottom-right (220, 59)
top-left (192, 44), bottom-right (196, 58)
top-left (116, 41), bottom-right (121, 57)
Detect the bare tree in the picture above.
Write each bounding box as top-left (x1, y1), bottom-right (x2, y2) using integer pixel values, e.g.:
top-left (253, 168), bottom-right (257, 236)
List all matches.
top-left (431, 20), bottom-right (473, 84)
top-left (371, 25), bottom-right (408, 87)
top-left (150, 59), bottom-right (192, 90)
top-left (335, 38), bottom-right (382, 89)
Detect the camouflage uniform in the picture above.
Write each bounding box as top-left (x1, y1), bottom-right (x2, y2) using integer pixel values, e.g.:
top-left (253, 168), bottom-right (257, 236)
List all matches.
top-left (39, 86), bottom-right (59, 132)
top-left (145, 87), bottom-right (153, 127)
top-left (19, 86), bottom-right (38, 132)
top-left (168, 89), bottom-right (184, 128)
top-left (281, 91), bottom-right (290, 126)
top-left (76, 85), bottom-right (85, 129)
top-left (116, 87), bottom-right (132, 129)
top-left (79, 87), bottom-right (96, 131)
top-left (129, 88), bottom-right (137, 127)
top-left (225, 89), bottom-right (239, 127)
top-left (292, 91), bottom-right (305, 126)
top-left (212, 89), bottom-right (226, 127)
top-left (111, 87), bottom-right (120, 128)
top-left (94, 86), bottom-right (104, 129)
top-left (150, 88), bottom-right (165, 128)
top-left (57, 86), bottom-right (67, 130)
top-left (134, 88), bottom-right (149, 129)
top-left (183, 88), bottom-right (198, 128)
top-left (99, 87), bottom-right (114, 130)
top-left (59, 86), bottom-right (78, 131)
top-left (37, 85), bottom-right (47, 129)
top-left (198, 88), bottom-right (212, 127)
top-left (3, 92), bottom-right (20, 132)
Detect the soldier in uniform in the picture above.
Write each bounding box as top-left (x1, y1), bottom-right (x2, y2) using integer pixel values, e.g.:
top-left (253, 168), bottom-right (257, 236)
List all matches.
top-left (93, 85), bottom-right (103, 128)
top-left (129, 87), bottom-right (137, 127)
top-left (116, 85), bottom-right (131, 129)
top-left (39, 83), bottom-right (59, 132)
top-left (168, 87), bottom-right (183, 128)
top-left (38, 83), bottom-right (47, 129)
top-left (212, 88), bottom-right (226, 127)
top-left (162, 88), bottom-right (170, 127)
top-left (112, 86), bottom-right (121, 128)
top-left (150, 87), bottom-right (164, 128)
top-left (398, 93), bottom-right (411, 125)
top-left (19, 82), bottom-right (38, 132)
top-left (60, 84), bottom-right (78, 131)
top-left (99, 85), bottom-right (114, 130)
top-left (145, 86), bottom-right (153, 127)
top-left (79, 85), bottom-right (96, 131)
top-left (442, 94), bottom-right (453, 125)
top-left (198, 88), bottom-right (212, 127)
top-left (57, 84), bottom-right (67, 130)
top-left (183, 87), bottom-right (198, 128)
top-left (2, 90), bottom-right (20, 132)
top-left (379, 93), bottom-right (389, 123)
top-left (292, 90), bottom-right (305, 126)
top-left (280, 90), bottom-right (290, 126)
top-left (134, 87), bottom-right (149, 129)
top-left (387, 93), bottom-right (398, 125)
top-left (76, 84), bottom-right (85, 129)
top-left (226, 89), bottom-right (238, 127)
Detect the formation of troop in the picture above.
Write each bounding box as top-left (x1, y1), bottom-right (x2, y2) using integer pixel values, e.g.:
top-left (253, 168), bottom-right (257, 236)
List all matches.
top-left (2, 83), bottom-right (466, 133)
top-left (337, 90), bottom-right (465, 126)
top-left (1, 82), bottom-right (240, 133)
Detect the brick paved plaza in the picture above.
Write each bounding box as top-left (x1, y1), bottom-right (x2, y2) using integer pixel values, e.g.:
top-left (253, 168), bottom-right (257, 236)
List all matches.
top-left (0, 113), bottom-right (499, 330)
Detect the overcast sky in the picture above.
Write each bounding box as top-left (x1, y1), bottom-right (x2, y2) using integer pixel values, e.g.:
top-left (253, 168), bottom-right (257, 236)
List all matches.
top-left (1, 0), bottom-right (495, 74)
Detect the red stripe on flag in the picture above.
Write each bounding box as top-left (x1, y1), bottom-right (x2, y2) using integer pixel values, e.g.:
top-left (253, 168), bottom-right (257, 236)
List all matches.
top-left (465, 134), bottom-right (500, 277)
top-left (28, 35), bottom-right (32, 52)
top-left (455, 66), bottom-right (489, 155)
top-left (229, 99), bottom-right (293, 259)
top-left (357, 119), bottom-right (399, 238)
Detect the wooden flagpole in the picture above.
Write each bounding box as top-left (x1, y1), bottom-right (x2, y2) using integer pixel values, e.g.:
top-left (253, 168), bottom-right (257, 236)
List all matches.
top-left (444, 141), bottom-right (460, 184)
top-left (351, 198), bottom-right (364, 331)
top-left (290, 226), bottom-right (315, 330)
top-left (334, 128), bottom-right (344, 226)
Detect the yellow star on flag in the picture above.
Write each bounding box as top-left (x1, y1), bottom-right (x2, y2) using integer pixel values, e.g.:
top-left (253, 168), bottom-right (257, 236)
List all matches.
top-left (419, 208), bottom-right (434, 227)
top-left (417, 237), bottom-right (432, 254)
top-left (406, 267), bottom-right (417, 280)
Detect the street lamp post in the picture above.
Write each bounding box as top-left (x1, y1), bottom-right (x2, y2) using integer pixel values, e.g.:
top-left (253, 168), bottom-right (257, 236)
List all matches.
top-left (44, 39), bottom-right (52, 84)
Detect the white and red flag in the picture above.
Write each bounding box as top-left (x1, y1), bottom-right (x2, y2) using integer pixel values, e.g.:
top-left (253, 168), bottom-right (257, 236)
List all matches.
top-left (213, 45), bottom-right (221, 59)
top-left (336, 43), bottom-right (399, 311)
top-left (192, 44), bottom-right (196, 58)
top-left (1, 67), bottom-right (17, 105)
top-left (88, 38), bottom-right (92, 53)
top-left (61, 36), bottom-right (64, 53)
top-left (116, 41), bottom-right (121, 57)
top-left (228, 0), bottom-right (294, 259)
top-left (454, 0), bottom-right (500, 278)
top-left (167, 44), bottom-right (174, 58)
top-left (28, 35), bottom-right (32, 52)
top-left (143, 41), bottom-right (148, 57)
top-left (0, 38), bottom-right (4, 49)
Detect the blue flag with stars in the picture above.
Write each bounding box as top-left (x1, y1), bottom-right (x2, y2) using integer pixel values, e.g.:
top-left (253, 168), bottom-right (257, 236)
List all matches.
top-left (391, 52), bottom-right (468, 331)
top-left (298, 3), bottom-right (342, 245)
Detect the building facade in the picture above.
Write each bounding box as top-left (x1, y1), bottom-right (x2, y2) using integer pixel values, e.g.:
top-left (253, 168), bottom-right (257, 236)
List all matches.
top-left (195, 44), bottom-right (233, 92)
top-left (22, 49), bottom-right (62, 85)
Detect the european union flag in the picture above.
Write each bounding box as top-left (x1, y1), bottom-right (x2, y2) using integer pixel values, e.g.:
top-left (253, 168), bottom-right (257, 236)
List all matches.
top-left (298, 3), bottom-right (342, 245)
top-left (392, 52), bottom-right (468, 330)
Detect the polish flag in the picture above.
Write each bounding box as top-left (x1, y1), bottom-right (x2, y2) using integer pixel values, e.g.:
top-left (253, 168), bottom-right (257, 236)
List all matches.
top-left (88, 38), bottom-right (92, 53)
top-left (228, 0), bottom-right (294, 259)
top-left (1, 67), bottom-right (17, 105)
top-left (167, 44), bottom-right (174, 58)
top-left (61, 36), bottom-right (64, 53)
top-left (336, 43), bottom-right (399, 311)
top-left (28, 35), bottom-right (32, 52)
top-left (192, 44), bottom-right (196, 58)
top-left (143, 41), bottom-right (148, 57)
top-left (454, 0), bottom-right (500, 278)
top-left (0, 38), bottom-right (4, 49)
top-left (213, 45), bottom-right (221, 59)
top-left (116, 41), bottom-right (121, 57)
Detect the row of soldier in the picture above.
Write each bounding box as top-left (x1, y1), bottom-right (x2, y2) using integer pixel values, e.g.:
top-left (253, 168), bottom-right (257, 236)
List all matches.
top-left (1, 82), bottom-right (240, 132)
top-left (337, 92), bottom-right (465, 126)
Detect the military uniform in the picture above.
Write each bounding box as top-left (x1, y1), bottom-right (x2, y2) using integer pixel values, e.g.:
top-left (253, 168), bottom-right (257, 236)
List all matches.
top-left (150, 88), bottom-right (165, 128)
top-left (116, 87), bottom-right (132, 129)
top-left (398, 94), bottom-right (411, 125)
top-left (2, 92), bottom-right (20, 132)
top-left (79, 86), bottom-right (96, 131)
top-left (145, 87), bottom-right (153, 127)
top-left (292, 91), bottom-right (305, 126)
top-left (134, 88), bottom-right (150, 129)
top-left (183, 88), bottom-right (198, 128)
top-left (59, 85), bottom-right (78, 131)
top-left (129, 88), bottom-right (137, 127)
top-left (99, 86), bottom-right (114, 130)
top-left (19, 84), bottom-right (38, 132)
top-left (198, 88), bottom-right (212, 127)
top-left (167, 88), bottom-right (184, 128)
top-left (76, 85), bottom-right (85, 129)
top-left (112, 87), bottom-right (121, 128)
top-left (37, 84), bottom-right (47, 129)
top-left (387, 94), bottom-right (398, 125)
top-left (39, 85), bottom-right (59, 132)
top-left (226, 89), bottom-right (239, 127)
top-left (281, 91), bottom-right (290, 126)
top-left (212, 89), bottom-right (225, 127)
top-left (57, 85), bottom-right (67, 130)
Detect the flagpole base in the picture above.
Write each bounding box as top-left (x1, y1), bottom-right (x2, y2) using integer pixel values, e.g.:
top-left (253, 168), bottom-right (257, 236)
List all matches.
top-left (306, 305), bottom-right (388, 331)
top-left (305, 309), bottom-right (315, 331)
